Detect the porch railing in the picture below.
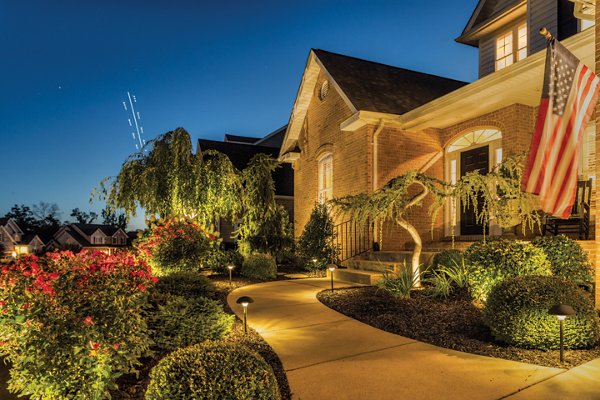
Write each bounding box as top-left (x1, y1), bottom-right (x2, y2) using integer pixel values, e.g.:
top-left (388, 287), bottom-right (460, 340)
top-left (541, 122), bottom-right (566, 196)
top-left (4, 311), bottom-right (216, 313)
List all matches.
top-left (333, 220), bottom-right (374, 263)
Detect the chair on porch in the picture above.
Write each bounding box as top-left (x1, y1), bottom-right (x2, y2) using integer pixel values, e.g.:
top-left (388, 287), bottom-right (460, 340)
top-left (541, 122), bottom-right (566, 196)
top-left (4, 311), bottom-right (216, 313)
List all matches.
top-left (542, 179), bottom-right (592, 240)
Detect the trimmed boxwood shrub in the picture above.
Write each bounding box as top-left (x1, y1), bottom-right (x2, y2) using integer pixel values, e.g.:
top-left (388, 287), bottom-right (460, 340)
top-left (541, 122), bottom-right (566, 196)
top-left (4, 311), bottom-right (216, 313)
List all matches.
top-left (531, 235), bottom-right (593, 289)
top-left (154, 272), bottom-right (215, 298)
top-left (483, 275), bottom-right (600, 349)
top-left (205, 249), bottom-right (244, 275)
top-left (464, 238), bottom-right (551, 301)
top-left (145, 341), bottom-right (281, 400)
top-left (241, 253), bottom-right (277, 280)
top-left (147, 293), bottom-right (233, 351)
top-left (431, 249), bottom-right (463, 271)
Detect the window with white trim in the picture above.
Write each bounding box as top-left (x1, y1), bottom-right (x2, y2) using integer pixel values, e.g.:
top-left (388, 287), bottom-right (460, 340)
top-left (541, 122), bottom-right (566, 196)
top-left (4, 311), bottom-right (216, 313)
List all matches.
top-left (318, 154), bottom-right (333, 204)
top-left (496, 23), bottom-right (527, 71)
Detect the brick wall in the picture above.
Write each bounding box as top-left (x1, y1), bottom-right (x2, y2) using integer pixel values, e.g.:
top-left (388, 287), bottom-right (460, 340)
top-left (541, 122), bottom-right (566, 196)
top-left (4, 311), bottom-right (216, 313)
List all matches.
top-left (594, 5), bottom-right (600, 306)
top-left (293, 71), bottom-right (364, 238)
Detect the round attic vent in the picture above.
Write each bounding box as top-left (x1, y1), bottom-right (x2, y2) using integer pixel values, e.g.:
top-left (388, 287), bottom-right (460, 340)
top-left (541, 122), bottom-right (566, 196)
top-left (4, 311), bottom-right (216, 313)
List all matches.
top-left (319, 80), bottom-right (329, 101)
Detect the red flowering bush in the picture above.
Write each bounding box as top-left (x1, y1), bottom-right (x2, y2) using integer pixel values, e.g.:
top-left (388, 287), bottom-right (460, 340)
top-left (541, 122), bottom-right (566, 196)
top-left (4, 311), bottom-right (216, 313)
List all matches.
top-left (0, 250), bottom-right (155, 399)
top-left (137, 218), bottom-right (220, 275)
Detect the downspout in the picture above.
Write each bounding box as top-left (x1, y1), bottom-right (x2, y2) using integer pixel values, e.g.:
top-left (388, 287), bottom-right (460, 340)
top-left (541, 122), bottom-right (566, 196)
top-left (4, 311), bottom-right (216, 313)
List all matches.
top-left (372, 119), bottom-right (385, 247)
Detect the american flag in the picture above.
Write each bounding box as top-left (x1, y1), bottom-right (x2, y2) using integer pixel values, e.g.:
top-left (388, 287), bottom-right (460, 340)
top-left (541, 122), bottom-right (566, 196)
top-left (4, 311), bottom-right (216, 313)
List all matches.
top-left (521, 38), bottom-right (600, 218)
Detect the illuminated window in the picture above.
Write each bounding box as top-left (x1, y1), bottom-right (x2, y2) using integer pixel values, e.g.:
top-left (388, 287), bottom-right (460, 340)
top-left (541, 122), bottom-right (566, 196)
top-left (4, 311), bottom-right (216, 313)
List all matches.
top-left (517, 24), bottom-right (527, 61)
top-left (496, 31), bottom-right (513, 70)
top-left (496, 23), bottom-right (527, 71)
top-left (318, 154), bottom-right (333, 204)
top-left (447, 128), bottom-right (502, 153)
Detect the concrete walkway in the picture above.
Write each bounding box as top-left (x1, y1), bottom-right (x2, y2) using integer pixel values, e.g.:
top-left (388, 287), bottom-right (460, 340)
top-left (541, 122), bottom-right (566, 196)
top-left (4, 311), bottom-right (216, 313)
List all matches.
top-left (227, 278), bottom-right (600, 400)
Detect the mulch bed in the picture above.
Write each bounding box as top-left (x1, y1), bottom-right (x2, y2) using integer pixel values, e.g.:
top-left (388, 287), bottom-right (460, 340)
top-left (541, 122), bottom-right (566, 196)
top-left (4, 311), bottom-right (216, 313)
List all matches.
top-left (317, 286), bottom-right (600, 369)
top-left (113, 272), bottom-right (293, 400)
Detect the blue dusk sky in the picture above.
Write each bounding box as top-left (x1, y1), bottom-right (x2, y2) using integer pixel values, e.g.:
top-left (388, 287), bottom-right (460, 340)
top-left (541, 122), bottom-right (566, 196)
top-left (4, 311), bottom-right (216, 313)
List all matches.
top-left (0, 0), bottom-right (478, 229)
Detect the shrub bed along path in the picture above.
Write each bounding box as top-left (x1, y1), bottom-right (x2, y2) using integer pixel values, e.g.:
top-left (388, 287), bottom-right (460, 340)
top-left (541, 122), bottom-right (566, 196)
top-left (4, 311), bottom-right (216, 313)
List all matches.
top-left (229, 278), bottom-right (600, 400)
top-left (318, 286), bottom-right (600, 369)
top-left (113, 273), bottom-right (293, 400)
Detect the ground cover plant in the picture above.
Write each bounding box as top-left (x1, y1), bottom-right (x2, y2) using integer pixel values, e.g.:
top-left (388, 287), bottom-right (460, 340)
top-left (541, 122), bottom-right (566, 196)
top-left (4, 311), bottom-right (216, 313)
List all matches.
top-left (0, 251), bottom-right (156, 399)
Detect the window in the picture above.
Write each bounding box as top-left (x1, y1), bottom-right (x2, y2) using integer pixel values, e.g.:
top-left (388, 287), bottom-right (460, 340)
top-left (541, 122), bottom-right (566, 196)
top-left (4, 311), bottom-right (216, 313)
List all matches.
top-left (496, 23), bottom-right (527, 71)
top-left (318, 154), bottom-right (333, 204)
top-left (496, 31), bottom-right (513, 70)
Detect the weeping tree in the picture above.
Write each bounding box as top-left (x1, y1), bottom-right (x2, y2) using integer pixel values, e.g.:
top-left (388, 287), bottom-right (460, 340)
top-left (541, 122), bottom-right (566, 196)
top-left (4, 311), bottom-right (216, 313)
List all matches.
top-left (93, 128), bottom-right (241, 225)
top-left (333, 172), bottom-right (448, 287)
top-left (236, 154), bottom-right (293, 256)
top-left (332, 155), bottom-right (540, 287)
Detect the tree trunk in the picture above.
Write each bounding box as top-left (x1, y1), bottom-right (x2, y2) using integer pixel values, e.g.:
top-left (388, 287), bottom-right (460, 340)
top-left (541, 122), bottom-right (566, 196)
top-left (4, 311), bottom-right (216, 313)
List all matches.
top-left (396, 216), bottom-right (422, 287)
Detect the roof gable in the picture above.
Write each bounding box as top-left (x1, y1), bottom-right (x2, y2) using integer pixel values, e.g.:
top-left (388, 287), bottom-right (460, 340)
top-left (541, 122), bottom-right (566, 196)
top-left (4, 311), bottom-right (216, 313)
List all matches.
top-left (313, 49), bottom-right (467, 115)
top-left (457, 0), bottom-right (526, 46)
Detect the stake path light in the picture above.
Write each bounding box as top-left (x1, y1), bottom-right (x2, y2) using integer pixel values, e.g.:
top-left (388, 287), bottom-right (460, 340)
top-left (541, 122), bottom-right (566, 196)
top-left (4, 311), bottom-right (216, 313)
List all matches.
top-left (328, 265), bottom-right (336, 291)
top-left (549, 304), bottom-right (576, 363)
top-left (236, 296), bottom-right (254, 334)
top-left (227, 264), bottom-right (234, 286)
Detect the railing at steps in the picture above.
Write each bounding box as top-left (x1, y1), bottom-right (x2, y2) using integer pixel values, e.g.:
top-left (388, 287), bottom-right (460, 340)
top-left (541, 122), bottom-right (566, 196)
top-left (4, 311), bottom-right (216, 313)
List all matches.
top-left (334, 220), bottom-right (374, 263)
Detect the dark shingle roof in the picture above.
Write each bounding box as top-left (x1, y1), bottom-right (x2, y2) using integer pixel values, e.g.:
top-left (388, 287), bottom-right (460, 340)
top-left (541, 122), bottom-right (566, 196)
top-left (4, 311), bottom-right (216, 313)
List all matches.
top-left (20, 233), bottom-right (39, 245)
top-left (197, 139), bottom-right (294, 197)
top-left (72, 224), bottom-right (120, 237)
top-left (313, 49), bottom-right (468, 115)
top-left (224, 134), bottom-right (261, 144)
top-left (254, 125), bottom-right (287, 148)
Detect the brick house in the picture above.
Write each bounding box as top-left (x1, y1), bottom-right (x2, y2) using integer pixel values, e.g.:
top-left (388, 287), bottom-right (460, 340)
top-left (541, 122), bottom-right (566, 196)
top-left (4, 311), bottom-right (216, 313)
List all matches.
top-left (53, 223), bottom-right (130, 255)
top-left (280, 0), bottom-right (597, 288)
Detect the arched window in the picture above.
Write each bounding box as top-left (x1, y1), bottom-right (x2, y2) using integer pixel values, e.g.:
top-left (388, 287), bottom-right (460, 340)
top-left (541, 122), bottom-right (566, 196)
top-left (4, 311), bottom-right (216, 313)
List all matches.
top-left (447, 128), bottom-right (502, 153)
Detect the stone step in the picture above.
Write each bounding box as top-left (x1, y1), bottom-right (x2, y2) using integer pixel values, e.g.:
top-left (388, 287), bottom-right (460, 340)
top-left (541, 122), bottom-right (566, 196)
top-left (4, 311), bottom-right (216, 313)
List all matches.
top-left (328, 268), bottom-right (383, 286)
top-left (350, 251), bottom-right (437, 266)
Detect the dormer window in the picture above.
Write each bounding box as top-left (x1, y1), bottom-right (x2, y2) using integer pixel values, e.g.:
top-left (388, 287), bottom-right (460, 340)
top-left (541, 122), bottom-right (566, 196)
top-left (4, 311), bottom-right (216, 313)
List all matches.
top-left (495, 23), bottom-right (527, 71)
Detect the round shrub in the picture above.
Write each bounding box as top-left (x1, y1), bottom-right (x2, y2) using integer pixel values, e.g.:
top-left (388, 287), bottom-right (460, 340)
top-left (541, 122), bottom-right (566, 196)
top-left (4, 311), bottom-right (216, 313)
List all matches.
top-left (147, 293), bottom-right (233, 351)
top-left (155, 272), bottom-right (215, 298)
top-left (483, 275), bottom-right (600, 349)
top-left (137, 218), bottom-right (220, 275)
top-left (205, 249), bottom-right (244, 275)
top-left (145, 341), bottom-right (281, 400)
top-left (464, 238), bottom-right (551, 301)
top-left (0, 251), bottom-right (155, 399)
top-left (431, 249), bottom-right (463, 270)
top-left (532, 235), bottom-right (593, 289)
top-left (241, 253), bottom-right (277, 280)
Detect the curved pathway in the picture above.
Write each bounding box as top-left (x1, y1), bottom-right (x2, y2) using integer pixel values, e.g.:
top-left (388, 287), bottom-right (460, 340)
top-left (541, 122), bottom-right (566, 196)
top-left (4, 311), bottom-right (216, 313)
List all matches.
top-left (228, 278), bottom-right (600, 400)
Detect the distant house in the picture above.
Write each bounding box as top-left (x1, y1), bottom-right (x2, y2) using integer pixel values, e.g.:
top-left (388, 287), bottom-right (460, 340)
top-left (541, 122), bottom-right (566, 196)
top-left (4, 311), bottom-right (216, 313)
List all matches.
top-left (197, 125), bottom-right (294, 245)
top-left (0, 218), bottom-right (47, 257)
top-left (53, 223), bottom-right (130, 255)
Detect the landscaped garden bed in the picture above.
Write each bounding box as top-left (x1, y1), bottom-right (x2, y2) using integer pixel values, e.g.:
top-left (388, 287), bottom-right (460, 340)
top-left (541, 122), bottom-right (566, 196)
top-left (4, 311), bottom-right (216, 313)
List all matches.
top-left (318, 285), bottom-right (600, 369)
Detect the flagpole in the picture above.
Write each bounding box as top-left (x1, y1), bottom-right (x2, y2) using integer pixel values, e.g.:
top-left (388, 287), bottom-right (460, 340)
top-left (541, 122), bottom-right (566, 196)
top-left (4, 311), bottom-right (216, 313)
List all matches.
top-left (539, 27), bottom-right (554, 41)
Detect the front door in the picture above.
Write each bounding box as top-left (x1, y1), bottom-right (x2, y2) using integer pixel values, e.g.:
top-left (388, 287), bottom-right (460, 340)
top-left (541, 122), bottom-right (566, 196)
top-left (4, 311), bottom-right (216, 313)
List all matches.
top-left (460, 146), bottom-right (489, 235)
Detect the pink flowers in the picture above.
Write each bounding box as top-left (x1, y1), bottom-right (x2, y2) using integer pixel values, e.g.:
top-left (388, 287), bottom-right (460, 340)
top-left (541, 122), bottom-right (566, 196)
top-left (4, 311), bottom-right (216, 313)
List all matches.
top-left (83, 316), bottom-right (95, 326)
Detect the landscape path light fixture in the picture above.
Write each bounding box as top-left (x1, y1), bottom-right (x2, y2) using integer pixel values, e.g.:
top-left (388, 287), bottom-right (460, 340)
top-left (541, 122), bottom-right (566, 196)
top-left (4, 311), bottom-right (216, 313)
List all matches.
top-left (227, 264), bottom-right (234, 286)
top-left (312, 258), bottom-right (318, 270)
top-left (549, 304), bottom-right (576, 363)
top-left (328, 265), bottom-right (336, 291)
top-left (236, 296), bottom-right (254, 334)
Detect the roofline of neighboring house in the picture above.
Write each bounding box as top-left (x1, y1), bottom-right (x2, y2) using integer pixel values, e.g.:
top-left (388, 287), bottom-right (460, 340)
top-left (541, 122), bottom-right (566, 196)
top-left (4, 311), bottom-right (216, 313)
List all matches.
top-left (456, 0), bottom-right (527, 47)
top-left (254, 124), bottom-right (287, 147)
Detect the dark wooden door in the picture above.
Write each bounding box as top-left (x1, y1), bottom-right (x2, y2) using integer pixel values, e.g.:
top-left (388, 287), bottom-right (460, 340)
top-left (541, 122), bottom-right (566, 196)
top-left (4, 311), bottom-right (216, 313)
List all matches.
top-left (460, 146), bottom-right (489, 235)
